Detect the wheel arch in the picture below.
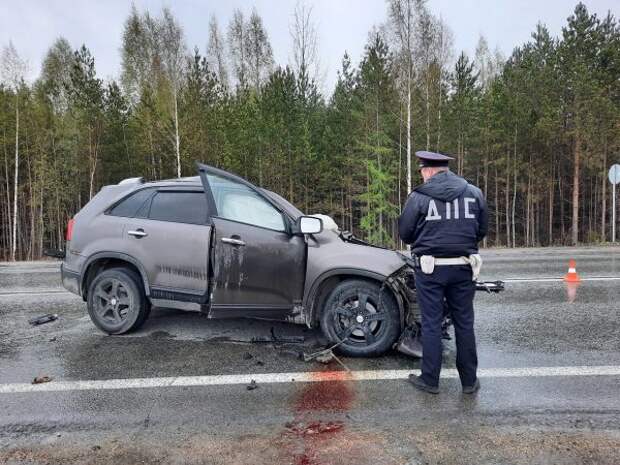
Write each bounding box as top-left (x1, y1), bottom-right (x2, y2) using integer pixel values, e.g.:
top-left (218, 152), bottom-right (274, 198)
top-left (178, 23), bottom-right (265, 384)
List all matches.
top-left (81, 252), bottom-right (150, 301)
top-left (304, 268), bottom-right (406, 329)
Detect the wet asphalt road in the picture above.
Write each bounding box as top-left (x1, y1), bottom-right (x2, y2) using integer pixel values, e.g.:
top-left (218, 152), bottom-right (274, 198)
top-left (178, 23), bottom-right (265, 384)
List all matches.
top-left (1, 247), bottom-right (620, 465)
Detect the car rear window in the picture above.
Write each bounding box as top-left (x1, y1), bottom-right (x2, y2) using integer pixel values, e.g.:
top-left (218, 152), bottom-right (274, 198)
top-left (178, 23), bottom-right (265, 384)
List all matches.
top-left (108, 188), bottom-right (153, 218)
top-left (148, 191), bottom-right (208, 225)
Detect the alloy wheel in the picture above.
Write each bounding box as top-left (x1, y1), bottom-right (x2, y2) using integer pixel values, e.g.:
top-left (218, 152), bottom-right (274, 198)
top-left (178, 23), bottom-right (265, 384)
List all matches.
top-left (332, 290), bottom-right (388, 345)
top-left (93, 278), bottom-right (132, 326)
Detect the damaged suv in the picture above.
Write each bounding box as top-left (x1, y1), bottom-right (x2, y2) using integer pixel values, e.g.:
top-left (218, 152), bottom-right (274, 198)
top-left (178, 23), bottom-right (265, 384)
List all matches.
top-left (61, 164), bottom-right (498, 357)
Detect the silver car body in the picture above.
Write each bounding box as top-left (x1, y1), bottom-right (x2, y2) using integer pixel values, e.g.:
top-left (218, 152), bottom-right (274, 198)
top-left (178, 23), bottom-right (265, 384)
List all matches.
top-left (61, 165), bottom-right (413, 328)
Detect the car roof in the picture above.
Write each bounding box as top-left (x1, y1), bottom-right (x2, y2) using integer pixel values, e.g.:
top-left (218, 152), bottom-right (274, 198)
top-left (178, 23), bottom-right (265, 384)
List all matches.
top-left (122, 171), bottom-right (304, 217)
top-left (138, 176), bottom-right (203, 188)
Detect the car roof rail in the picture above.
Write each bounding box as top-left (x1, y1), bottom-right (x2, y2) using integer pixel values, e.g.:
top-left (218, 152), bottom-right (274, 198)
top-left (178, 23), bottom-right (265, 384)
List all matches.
top-left (118, 177), bottom-right (144, 186)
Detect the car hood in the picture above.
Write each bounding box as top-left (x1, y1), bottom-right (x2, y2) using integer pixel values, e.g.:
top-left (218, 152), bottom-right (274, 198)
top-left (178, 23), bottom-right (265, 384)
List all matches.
top-left (306, 229), bottom-right (407, 281)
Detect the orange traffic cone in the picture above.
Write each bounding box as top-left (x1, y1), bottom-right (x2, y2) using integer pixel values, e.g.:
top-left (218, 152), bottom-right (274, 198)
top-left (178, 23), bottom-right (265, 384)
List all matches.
top-left (564, 259), bottom-right (581, 282)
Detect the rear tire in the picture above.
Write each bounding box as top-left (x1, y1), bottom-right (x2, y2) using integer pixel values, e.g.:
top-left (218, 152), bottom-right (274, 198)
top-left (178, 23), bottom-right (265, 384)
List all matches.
top-left (320, 279), bottom-right (400, 357)
top-left (87, 267), bottom-right (150, 335)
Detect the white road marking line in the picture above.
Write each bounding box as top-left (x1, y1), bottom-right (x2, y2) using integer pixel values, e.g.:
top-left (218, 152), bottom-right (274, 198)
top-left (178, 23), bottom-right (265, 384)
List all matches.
top-left (0, 290), bottom-right (71, 297)
top-left (0, 269), bottom-right (60, 275)
top-left (1, 365), bottom-right (619, 394)
top-left (501, 276), bottom-right (620, 283)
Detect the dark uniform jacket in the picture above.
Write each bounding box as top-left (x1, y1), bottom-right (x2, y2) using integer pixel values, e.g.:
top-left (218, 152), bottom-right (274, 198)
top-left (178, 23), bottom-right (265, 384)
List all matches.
top-left (398, 170), bottom-right (488, 257)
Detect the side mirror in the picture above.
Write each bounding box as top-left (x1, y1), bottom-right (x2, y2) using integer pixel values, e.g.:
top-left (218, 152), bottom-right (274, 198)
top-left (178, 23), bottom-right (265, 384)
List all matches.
top-left (297, 216), bottom-right (323, 235)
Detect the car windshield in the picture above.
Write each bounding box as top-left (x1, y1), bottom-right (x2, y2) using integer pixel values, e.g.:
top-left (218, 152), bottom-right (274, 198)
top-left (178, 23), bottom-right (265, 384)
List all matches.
top-left (261, 189), bottom-right (304, 219)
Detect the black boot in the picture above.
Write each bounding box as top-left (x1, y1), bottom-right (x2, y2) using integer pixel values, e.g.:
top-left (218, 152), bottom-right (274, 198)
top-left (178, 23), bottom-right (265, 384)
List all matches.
top-left (408, 374), bottom-right (439, 394)
top-left (462, 379), bottom-right (480, 394)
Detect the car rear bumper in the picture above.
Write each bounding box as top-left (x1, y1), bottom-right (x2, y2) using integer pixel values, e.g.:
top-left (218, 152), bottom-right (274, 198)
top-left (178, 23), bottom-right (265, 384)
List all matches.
top-left (61, 262), bottom-right (81, 296)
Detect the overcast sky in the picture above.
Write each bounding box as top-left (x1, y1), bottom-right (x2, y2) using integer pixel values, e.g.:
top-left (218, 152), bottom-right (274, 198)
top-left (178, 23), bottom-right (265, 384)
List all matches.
top-left (1, 0), bottom-right (617, 93)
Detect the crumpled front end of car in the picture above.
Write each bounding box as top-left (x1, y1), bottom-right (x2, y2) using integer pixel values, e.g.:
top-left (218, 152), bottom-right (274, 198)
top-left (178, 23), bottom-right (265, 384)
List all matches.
top-left (383, 262), bottom-right (419, 328)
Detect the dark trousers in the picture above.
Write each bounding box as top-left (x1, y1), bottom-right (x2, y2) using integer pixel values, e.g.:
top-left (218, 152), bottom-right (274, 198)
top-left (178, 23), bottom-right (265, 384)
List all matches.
top-left (414, 264), bottom-right (477, 387)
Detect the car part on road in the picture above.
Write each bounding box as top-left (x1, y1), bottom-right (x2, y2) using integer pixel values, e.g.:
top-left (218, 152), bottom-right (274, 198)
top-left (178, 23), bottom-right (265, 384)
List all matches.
top-left (28, 313), bottom-right (59, 326)
top-left (87, 267), bottom-right (150, 334)
top-left (314, 351), bottom-right (335, 364)
top-left (32, 376), bottom-right (53, 384)
top-left (394, 324), bottom-right (423, 358)
top-left (475, 280), bottom-right (505, 293)
top-left (246, 379), bottom-right (258, 390)
top-left (270, 327), bottom-right (305, 344)
top-left (42, 248), bottom-right (66, 259)
top-left (302, 347), bottom-right (350, 371)
top-left (320, 279), bottom-right (401, 357)
top-left (302, 347), bottom-right (334, 363)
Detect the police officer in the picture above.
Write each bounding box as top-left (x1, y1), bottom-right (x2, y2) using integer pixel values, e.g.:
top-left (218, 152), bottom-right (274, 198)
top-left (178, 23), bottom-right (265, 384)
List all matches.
top-left (398, 151), bottom-right (488, 394)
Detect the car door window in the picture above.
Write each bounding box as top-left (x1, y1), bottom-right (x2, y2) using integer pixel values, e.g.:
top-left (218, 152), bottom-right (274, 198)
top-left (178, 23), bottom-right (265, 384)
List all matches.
top-left (207, 174), bottom-right (286, 231)
top-left (148, 191), bottom-right (208, 225)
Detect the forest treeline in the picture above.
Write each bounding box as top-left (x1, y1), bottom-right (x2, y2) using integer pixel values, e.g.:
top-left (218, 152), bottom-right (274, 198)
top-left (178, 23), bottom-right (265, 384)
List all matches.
top-left (0, 1), bottom-right (618, 260)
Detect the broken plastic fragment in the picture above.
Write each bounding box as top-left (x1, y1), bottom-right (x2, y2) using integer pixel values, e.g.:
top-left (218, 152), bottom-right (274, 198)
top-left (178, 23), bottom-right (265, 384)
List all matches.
top-left (29, 314), bottom-right (59, 326)
top-left (32, 376), bottom-right (53, 384)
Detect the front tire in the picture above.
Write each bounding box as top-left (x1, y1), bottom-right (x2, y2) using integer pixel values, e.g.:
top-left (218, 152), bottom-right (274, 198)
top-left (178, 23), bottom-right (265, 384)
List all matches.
top-left (320, 279), bottom-right (400, 357)
top-left (87, 267), bottom-right (150, 335)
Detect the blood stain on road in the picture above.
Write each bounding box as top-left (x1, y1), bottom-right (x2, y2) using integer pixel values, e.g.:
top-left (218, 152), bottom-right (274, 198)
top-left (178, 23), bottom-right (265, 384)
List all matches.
top-left (295, 369), bottom-right (354, 412)
top-left (279, 366), bottom-right (354, 464)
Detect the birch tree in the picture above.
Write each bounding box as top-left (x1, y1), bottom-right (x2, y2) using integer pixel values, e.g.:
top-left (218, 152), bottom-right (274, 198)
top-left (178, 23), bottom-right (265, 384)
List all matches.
top-left (159, 8), bottom-right (186, 177)
top-left (207, 15), bottom-right (228, 88)
top-left (414, 4), bottom-right (436, 151)
top-left (121, 6), bottom-right (187, 177)
top-left (228, 9), bottom-right (248, 90)
top-left (434, 16), bottom-right (453, 150)
top-left (386, 0), bottom-right (418, 196)
top-left (120, 6), bottom-right (158, 104)
top-left (245, 8), bottom-right (274, 94)
top-left (1, 41), bottom-right (28, 261)
top-left (41, 37), bottom-right (73, 113)
top-left (290, 0), bottom-right (319, 101)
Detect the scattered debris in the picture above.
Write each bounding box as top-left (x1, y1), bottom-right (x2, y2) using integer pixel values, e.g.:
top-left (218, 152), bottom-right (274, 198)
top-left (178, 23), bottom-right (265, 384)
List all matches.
top-left (32, 376), bottom-right (53, 384)
top-left (48, 336), bottom-right (57, 342)
top-left (303, 348), bottom-right (330, 363)
top-left (255, 360), bottom-right (265, 366)
top-left (302, 347), bottom-right (350, 371)
top-left (394, 325), bottom-right (423, 358)
top-left (92, 445), bottom-right (101, 451)
top-left (29, 314), bottom-right (58, 326)
top-left (42, 248), bottom-right (65, 259)
top-left (243, 352), bottom-right (253, 360)
top-left (271, 327), bottom-right (305, 344)
top-left (285, 420), bottom-right (344, 437)
top-left (246, 379), bottom-right (258, 391)
top-left (314, 351), bottom-right (334, 364)
top-left (277, 347), bottom-right (305, 359)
